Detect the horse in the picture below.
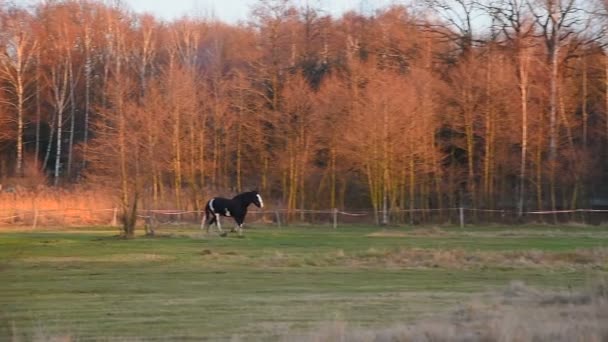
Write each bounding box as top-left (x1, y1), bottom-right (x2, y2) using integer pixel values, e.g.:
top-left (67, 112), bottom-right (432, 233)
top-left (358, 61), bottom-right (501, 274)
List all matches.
top-left (201, 190), bottom-right (264, 237)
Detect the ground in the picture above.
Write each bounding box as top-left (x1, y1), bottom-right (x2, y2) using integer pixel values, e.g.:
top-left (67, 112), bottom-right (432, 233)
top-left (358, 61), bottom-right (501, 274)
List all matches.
top-left (1, 224), bottom-right (607, 340)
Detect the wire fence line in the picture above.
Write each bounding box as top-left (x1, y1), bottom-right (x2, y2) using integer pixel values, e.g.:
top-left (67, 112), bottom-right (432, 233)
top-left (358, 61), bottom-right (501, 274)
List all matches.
top-left (1, 206), bottom-right (608, 228)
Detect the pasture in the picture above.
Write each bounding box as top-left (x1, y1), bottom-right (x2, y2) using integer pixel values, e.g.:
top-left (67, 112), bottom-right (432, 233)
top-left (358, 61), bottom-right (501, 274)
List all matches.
top-left (1, 224), bottom-right (607, 341)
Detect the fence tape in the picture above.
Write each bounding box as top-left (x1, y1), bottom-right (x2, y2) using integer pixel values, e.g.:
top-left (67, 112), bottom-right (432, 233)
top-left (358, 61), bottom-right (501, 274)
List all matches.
top-left (2, 207), bottom-right (608, 220)
top-left (338, 211), bottom-right (369, 217)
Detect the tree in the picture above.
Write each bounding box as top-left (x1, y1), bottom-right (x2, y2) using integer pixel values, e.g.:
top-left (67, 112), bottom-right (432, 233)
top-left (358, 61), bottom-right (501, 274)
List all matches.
top-left (0, 7), bottom-right (38, 176)
top-left (278, 73), bottom-right (318, 218)
top-left (528, 0), bottom-right (586, 215)
top-left (88, 77), bottom-right (141, 237)
top-left (490, 0), bottom-right (537, 215)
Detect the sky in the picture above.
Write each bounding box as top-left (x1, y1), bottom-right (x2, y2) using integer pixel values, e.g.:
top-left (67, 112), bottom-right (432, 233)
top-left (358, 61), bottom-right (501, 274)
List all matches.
top-left (123, 0), bottom-right (400, 23)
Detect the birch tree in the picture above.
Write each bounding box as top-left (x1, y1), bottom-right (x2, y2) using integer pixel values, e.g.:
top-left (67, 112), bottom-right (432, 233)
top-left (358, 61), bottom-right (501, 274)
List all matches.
top-left (528, 0), bottom-right (584, 215)
top-left (0, 8), bottom-right (38, 176)
top-left (490, 0), bottom-right (537, 215)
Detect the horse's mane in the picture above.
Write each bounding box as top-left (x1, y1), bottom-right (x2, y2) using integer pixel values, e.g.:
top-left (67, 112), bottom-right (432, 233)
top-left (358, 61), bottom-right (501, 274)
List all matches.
top-left (232, 191), bottom-right (256, 201)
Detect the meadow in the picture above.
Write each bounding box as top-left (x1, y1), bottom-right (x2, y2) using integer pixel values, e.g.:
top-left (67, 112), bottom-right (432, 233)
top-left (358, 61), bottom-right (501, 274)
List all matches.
top-left (1, 224), bottom-right (607, 341)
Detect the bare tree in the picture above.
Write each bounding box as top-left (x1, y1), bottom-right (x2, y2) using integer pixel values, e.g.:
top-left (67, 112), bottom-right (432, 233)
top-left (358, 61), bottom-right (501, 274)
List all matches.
top-left (0, 7), bottom-right (38, 176)
top-left (527, 0), bottom-right (585, 216)
top-left (421, 0), bottom-right (483, 56)
top-left (489, 0), bottom-right (537, 215)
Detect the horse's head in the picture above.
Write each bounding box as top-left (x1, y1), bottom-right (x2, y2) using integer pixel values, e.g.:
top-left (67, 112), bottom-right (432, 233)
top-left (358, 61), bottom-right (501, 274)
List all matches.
top-left (251, 190), bottom-right (264, 208)
top-left (234, 190), bottom-right (265, 208)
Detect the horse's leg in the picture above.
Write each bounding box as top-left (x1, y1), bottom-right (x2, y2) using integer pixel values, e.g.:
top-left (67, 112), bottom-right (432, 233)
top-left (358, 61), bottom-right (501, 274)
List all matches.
top-left (206, 215), bottom-right (216, 234)
top-left (202, 206), bottom-right (213, 234)
top-left (230, 217), bottom-right (240, 233)
top-left (215, 214), bottom-right (227, 237)
top-left (236, 216), bottom-right (244, 237)
top-left (230, 219), bottom-right (238, 233)
top-left (201, 212), bottom-right (207, 231)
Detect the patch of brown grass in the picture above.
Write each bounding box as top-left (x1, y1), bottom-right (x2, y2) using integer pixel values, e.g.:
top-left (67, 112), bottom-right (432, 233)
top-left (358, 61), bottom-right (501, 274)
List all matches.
top-left (257, 247), bottom-right (608, 270)
top-left (0, 186), bottom-right (117, 227)
top-left (367, 230), bottom-right (409, 238)
top-left (367, 227), bottom-right (448, 238)
top-left (22, 253), bottom-right (173, 264)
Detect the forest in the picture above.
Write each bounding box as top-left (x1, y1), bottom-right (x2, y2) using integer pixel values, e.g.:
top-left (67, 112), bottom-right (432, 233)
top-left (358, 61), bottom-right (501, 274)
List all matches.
top-left (1, 0), bottom-right (608, 228)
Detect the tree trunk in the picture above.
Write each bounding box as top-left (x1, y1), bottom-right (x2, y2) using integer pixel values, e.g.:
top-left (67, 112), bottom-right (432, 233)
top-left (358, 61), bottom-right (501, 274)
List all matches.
top-left (35, 51), bottom-right (42, 171)
top-left (82, 26), bottom-right (92, 174)
top-left (330, 144), bottom-right (336, 209)
top-left (122, 191), bottom-right (138, 238)
top-left (382, 102), bottom-right (390, 225)
top-left (536, 134), bottom-right (543, 215)
top-left (236, 106), bottom-right (243, 192)
top-left (173, 105), bottom-right (182, 210)
top-left (16, 74), bottom-right (24, 176)
top-left (463, 87), bottom-right (476, 212)
top-left (581, 55), bottom-right (588, 147)
top-left (548, 30), bottom-right (560, 222)
top-left (51, 64), bottom-right (69, 186)
top-left (43, 116), bottom-right (55, 172)
top-left (54, 105), bottom-right (63, 186)
top-left (199, 128), bottom-right (206, 189)
top-left (67, 57), bottom-right (77, 180)
top-left (517, 50), bottom-right (530, 217)
top-left (409, 156), bottom-right (415, 225)
top-left (483, 54), bottom-right (496, 209)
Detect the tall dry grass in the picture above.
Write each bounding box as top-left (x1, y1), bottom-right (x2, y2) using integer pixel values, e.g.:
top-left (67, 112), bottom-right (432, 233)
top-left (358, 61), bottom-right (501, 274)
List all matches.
top-left (0, 159), bottom-right (118, 227)
top-left (0, 186), bottom-right (117, 227)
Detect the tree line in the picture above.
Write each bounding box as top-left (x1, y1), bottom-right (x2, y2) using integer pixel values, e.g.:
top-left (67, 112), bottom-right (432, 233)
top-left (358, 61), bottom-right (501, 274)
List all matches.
top-left (1, 0), bottom-right (608, 231)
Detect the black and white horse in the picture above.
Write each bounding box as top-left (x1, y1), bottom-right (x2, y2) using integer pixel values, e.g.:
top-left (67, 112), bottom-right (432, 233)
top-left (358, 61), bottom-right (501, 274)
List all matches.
top-left (201, 190), bottom-right (264, 237)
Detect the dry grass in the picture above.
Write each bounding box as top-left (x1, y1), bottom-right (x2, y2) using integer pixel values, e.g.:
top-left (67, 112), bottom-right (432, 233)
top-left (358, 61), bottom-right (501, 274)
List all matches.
top-left (286, 279), bottom-right (608, 342)
top-left (256, 247), bottom-right (608, 270)
top-left (0, 187), bottom-right (116, 227)
top-left (366, 247), bottom-right (608, 269)
top-left (367, 227), bottom-right (448, 238)
top-left (22, 253), bottom-right (174, 264)
top-left (367, 230), bottom-right (410, 238)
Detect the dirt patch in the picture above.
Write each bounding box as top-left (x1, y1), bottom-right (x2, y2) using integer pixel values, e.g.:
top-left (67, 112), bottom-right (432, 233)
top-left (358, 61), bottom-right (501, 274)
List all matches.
top-left (200, 249), bottom-right (238, 257)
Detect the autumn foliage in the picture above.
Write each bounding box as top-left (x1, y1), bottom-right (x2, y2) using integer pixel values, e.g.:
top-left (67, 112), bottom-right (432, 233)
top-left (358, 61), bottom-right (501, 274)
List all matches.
top-left (1, 0), bottom-right (608, 226)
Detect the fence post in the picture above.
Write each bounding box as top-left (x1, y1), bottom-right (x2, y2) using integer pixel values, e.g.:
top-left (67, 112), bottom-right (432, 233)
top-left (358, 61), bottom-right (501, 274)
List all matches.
top-left (203, 208), bottom-right (207, 230)
top-left (275, 210), bottom-right (281, 228)
top-left (32, 209), bottom-right (38, 229)
top-left (333, 208), bottom-right (338, 229)
top-left (111, 207), bottom-right (118, 227)
top-left (459, 207), bottom-right (464, 228)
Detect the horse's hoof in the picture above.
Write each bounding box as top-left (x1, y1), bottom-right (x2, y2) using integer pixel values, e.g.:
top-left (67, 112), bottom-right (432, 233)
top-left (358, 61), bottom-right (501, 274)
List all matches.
top-left (220, 232), bottom-right (228, 237)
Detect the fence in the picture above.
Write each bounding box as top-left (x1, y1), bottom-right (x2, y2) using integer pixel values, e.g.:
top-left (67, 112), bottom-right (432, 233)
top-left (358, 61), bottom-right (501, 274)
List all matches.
top-left (1, 207), bottom-right (608, 229)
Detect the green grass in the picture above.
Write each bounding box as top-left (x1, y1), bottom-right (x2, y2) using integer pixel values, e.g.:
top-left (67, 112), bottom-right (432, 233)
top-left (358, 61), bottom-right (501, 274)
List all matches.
top-left (1, 225), bottom-right (607, 340)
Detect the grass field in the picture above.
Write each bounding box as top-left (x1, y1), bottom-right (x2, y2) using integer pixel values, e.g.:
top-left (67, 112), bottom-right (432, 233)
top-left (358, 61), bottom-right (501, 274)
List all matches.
top-left (1, 224), bottom-right (607, 341)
